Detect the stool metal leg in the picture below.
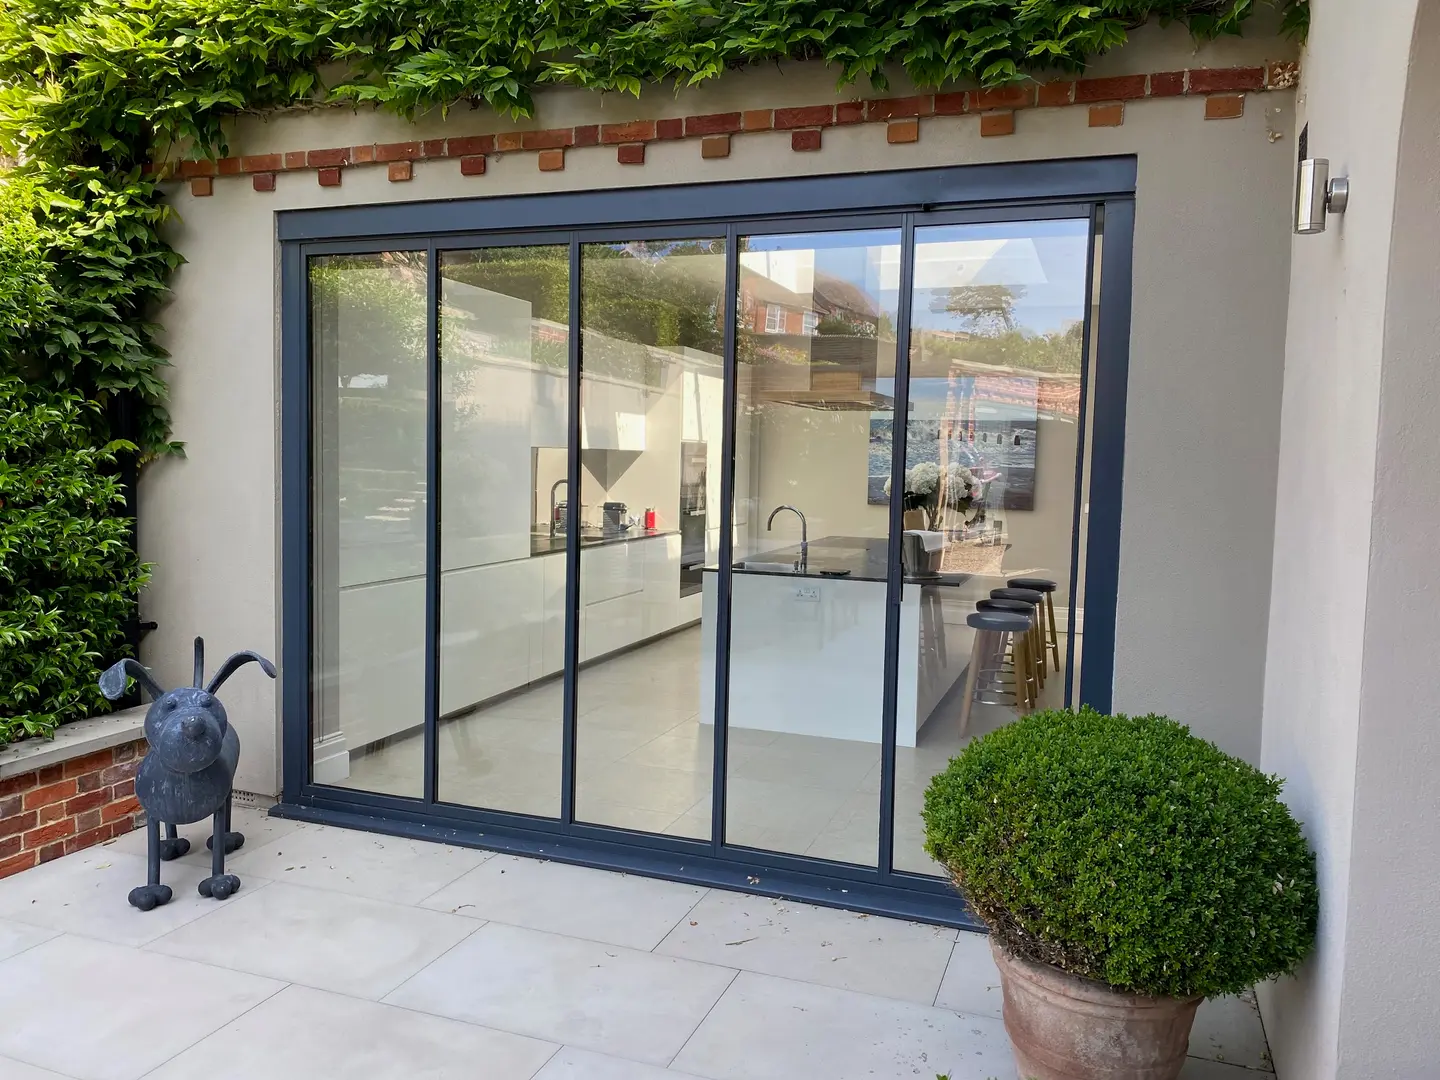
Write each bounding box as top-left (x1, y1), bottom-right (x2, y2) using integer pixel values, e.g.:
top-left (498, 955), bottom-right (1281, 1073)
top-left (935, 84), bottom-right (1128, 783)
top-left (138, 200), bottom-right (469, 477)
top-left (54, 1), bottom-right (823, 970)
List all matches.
top-left (1045, 593), bottom-right (1062, 668)
top-left (958, 628), bottom-right (985, 738)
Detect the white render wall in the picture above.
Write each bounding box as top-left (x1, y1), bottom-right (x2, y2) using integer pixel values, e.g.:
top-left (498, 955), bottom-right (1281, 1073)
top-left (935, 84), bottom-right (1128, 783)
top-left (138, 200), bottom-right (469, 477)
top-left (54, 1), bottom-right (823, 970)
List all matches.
top-left (1256, 1), bottom-right (1440, 1077)
top-left (142, 24), bottom-right (1296, 797)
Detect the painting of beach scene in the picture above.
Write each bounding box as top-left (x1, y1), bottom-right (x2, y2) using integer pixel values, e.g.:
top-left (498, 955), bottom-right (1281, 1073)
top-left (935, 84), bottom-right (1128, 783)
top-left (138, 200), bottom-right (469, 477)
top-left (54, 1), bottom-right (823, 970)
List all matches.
top-left (868, 374), bottom-right (1039, 511)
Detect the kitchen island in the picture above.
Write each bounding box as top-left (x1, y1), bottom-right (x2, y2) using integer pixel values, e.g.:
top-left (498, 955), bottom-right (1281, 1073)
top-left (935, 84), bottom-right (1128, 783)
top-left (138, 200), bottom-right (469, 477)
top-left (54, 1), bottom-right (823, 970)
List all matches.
top-left (698, 537), bottom-right (982, 748)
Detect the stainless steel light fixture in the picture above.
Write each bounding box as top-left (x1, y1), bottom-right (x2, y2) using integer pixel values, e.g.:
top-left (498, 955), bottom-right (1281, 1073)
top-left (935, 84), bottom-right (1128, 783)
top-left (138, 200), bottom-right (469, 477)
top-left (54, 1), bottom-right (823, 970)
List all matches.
top-left (1295, 158), bottom-right (1350, 234)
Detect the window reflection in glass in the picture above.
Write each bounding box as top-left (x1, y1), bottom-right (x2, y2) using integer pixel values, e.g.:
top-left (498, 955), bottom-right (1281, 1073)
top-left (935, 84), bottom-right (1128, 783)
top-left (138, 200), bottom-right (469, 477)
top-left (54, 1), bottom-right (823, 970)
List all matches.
top-left (720, 230), bottom-right (902, 866)
top-left (436, 245), bottom-right (571, 817)
top-left (574, 239), bottom-right (727, 838)
top-left (891, 218), bottom-right (1092, 875)
top-left (310, 251), bottom-right (429, 797)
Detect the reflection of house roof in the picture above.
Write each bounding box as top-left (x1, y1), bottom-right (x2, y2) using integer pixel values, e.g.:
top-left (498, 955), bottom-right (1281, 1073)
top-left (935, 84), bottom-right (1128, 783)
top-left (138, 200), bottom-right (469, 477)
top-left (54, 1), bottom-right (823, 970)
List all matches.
top-left (739, 267), bottom-right (881, 320)
top-left (813, 274), bottom-right (880, 319)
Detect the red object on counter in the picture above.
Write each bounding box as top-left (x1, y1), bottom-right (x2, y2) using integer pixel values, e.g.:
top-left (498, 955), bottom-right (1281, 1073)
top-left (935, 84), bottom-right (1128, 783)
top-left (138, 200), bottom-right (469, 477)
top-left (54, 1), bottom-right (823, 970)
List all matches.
top-left (644, 508), bottom-right (657, 530)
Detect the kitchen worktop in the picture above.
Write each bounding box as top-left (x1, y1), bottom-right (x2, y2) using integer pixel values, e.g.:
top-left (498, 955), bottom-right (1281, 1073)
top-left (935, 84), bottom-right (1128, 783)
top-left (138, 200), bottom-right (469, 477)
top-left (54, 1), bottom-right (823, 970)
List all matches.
top-left (529, 528), bottom-right (678, 557)
top-left (702, 534), bottom-right (971, 586)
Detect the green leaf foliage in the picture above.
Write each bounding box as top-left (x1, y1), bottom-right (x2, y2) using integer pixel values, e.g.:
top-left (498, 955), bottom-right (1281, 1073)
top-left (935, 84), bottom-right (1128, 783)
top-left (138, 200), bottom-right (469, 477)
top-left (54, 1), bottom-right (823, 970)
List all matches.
top-left (923, 707), bottom-right (1318, 998)
top-left (0, 376), bottom-right (150, 746)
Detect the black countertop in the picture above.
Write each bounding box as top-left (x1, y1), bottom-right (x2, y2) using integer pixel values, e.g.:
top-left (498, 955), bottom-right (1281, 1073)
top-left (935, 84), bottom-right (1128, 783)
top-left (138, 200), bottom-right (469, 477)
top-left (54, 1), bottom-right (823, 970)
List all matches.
top-left (702, 535), bottom-right (971, 587)
top-left (530, 528), bottom-right (678, 557)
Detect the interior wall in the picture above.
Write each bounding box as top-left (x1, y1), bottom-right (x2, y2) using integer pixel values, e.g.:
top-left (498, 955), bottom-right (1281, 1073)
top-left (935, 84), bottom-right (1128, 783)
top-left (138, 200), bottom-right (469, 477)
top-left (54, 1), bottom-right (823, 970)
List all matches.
top-left (1255, 2), bottom-right (1425, 1077)
top-left (142, 23), bottom-right (1297, 795)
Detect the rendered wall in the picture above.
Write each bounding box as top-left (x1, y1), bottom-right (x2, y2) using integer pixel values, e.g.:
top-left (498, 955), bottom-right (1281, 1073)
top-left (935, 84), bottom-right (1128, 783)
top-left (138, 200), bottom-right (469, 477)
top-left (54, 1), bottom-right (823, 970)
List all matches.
top-left (1256, 1), bottom-right (1432, 1077)
top-left (142, 22), bottom-right (1296, 796)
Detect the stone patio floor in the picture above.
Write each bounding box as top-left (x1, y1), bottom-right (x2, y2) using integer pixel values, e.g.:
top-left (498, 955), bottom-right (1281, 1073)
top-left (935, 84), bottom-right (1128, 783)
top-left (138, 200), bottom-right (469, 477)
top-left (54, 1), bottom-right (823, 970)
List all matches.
top-left (0, 808), bottom-right (1273, 1080)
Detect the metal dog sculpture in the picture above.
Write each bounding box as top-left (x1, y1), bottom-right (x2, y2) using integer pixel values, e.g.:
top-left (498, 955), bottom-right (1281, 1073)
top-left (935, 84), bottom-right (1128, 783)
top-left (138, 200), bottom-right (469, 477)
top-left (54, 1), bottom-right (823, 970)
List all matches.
top-left (99, 638), bottom-right (276, 910)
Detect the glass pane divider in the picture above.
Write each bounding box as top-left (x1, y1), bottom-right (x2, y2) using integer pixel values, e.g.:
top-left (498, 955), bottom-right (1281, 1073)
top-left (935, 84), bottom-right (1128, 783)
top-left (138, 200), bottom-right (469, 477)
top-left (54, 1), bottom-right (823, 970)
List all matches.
top-left (561, 237), bottom-right (583, 827)
top-left (1065, 206), bottom-right (1104, 709)
top-left (711, 223), bottom-right (740, 855)
top-left (877, 213), bottom-right (918, 879)
top-left (423, 242), bottom-right (441, 806)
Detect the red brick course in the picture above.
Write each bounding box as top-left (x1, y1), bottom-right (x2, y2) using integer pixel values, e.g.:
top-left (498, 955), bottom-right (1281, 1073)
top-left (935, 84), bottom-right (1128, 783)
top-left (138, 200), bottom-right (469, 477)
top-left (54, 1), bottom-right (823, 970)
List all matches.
top-left (0, 738), bottom-right (148, 880)
top-left (156, 62), bottom-right (1297, 190)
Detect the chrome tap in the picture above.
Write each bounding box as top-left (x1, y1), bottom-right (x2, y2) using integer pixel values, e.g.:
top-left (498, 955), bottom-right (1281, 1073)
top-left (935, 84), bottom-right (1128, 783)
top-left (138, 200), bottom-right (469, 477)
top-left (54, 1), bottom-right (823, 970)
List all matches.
top-left (549, 478), bottom-right (568, 539)
top-left (767, 504), bottom-right (808, 573)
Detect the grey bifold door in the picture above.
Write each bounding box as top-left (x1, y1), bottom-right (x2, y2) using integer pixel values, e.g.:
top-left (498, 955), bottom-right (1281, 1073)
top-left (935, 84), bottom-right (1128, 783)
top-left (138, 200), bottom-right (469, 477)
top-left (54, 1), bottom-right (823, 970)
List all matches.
top-left (306, 208), bottom-right (1105, 879)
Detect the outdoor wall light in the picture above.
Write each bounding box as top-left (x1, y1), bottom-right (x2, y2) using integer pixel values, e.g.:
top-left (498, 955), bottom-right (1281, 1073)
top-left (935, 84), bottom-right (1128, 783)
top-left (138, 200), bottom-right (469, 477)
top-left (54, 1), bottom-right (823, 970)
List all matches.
top-left (1294, 158), bottom-right (1350, 234)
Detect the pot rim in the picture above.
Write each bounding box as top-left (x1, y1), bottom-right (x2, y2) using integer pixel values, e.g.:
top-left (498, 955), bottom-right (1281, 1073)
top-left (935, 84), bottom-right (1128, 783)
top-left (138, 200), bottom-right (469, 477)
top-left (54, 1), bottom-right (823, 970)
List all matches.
top-left (989, 937), bottom-right (1204, 1010)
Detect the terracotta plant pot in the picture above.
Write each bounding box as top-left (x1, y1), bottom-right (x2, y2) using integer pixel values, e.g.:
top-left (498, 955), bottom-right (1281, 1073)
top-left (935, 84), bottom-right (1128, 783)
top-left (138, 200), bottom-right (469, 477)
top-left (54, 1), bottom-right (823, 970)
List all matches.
top-left (991, 940), bottom-right (1202, 1080)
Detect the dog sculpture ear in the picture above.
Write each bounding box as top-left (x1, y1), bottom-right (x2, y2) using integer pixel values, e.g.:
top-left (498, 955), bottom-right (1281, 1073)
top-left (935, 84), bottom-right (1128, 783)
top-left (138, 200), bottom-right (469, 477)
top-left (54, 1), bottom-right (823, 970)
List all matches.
top-left (205, 651), bottom-right (277, 695)
top-left (99, 659), bottom-right (166, 702)
top-left (193, 636), bottom-right (205, 688)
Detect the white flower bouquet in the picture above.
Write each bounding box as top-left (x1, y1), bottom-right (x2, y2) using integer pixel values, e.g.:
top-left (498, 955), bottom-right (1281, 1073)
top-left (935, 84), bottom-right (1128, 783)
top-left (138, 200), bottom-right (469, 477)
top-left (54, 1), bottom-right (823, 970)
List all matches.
top-left (885, 461), bottom-right (982, 529)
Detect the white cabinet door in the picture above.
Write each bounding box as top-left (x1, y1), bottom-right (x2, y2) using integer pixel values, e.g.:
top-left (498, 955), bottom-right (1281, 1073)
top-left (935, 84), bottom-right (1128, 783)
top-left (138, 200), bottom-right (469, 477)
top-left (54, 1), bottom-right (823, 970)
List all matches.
top-left (582, 379), bottom-right (648, 451)
top-left (539, 551), bottom-right (567, 680)
top-left (581, 540), bottom-right (645, 606)
top-left (337, 576), bottom-right (426, 751)
top-left (642, 534), bottom-right (683, 638)
top-left (439, 559), bottom-right (546, 715)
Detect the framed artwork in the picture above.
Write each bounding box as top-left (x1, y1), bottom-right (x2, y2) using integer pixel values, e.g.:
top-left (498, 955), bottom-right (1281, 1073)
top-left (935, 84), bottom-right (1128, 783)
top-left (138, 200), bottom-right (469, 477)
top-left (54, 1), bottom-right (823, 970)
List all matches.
top-left (868, 374), bottom-right (1039, 511)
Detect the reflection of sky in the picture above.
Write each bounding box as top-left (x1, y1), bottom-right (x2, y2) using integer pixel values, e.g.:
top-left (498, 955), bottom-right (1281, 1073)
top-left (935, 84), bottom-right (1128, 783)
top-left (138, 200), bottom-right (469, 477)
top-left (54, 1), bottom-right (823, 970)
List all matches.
top-left (743, 221), bottom-right (1089, 336)
top-left (913, 219), bottom-right (1089, 336)
top-left (741, 230), bottom-right (901, 314)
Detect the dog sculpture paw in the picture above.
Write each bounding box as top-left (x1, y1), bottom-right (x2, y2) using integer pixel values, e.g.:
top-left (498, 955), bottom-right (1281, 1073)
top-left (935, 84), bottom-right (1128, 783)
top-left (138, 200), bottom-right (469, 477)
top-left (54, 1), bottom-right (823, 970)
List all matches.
top-left (128, 884), bottom-right (174, 911)
top-left (198, 873), bottom-right (241, 900)
top-left (158, 837), bottom-right (191, 861)
top-left (205, 831), bottom-right (245, 855)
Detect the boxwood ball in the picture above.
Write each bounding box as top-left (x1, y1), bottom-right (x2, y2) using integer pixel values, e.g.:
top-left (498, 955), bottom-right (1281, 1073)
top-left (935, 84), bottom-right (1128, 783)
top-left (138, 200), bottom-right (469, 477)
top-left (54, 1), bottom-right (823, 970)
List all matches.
top-left (922, 707), bottom-right (1319, 999)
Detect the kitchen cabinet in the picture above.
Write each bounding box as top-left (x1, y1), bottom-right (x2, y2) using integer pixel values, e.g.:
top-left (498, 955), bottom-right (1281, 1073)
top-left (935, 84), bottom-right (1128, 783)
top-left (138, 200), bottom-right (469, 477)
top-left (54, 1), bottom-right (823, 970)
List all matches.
top-left (581, 378), bottom-right (649, 451)
top-left (642, 533), bottom-right (684, 638)
top-left (439, 558), bottom-right (547, 715)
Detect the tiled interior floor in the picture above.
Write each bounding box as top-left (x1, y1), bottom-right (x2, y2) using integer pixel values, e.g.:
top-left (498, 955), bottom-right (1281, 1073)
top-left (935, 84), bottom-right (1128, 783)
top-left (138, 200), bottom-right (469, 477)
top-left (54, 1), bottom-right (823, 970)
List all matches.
top-left (344, 617), bottom-right (1074, 876)
top-left (0, 810), bottom-right (1274, 1080)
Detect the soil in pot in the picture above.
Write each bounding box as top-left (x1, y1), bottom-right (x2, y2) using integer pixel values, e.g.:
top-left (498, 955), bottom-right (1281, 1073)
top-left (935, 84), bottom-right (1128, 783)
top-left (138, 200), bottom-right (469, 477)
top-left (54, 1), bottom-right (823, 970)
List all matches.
top-left (992, 940), bottom-right (1202, 1080)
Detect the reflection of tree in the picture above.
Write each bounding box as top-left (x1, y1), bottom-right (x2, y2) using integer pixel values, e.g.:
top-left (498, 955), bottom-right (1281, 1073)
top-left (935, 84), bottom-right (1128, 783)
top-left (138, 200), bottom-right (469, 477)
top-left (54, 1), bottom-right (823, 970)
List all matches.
top-left (917, 320), bottom-right (1084, 377)
top-left (440, 241), bottom-right (726, 386)
top-left (933, 283), bottom-right (1021, 336)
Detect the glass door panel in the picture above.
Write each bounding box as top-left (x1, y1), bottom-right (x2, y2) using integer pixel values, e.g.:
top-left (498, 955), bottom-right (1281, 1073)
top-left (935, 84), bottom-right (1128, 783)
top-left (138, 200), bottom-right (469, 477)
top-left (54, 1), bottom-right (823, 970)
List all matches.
top-left (435, 245), bottom-right (571, 816)
top-left (890, 217), bottom-right (1093, 875)
top-left (310, 251), bottom-right (429, 797)
top-left (574, 238), bottom-right (727, 837)
top-left (722, 228), bottom-right (903, 865)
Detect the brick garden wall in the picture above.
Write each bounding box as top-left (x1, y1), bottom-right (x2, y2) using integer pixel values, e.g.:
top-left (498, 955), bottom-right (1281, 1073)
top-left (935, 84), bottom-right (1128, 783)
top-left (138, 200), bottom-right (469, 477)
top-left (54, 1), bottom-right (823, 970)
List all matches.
top-left (0, 740), bottom-right (145, 879)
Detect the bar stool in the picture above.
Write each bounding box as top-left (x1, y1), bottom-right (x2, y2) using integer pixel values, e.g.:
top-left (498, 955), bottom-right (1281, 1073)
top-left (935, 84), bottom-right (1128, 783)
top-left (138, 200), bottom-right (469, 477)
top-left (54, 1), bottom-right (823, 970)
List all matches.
top-left (1008, 577), bottom-right (1061, 669)
top-left (990, 587), bottom-right (1046, 688)
top-left (977, 597), bottom-right (1041, 707)
top-left (959, 609), bottom-right (1035, 737)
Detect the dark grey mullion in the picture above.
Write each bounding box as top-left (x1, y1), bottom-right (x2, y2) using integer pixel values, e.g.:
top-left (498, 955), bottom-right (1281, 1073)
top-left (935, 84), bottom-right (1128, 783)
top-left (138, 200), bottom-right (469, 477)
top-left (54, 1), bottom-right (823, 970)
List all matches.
top-left (560, 237), bottom-right (583, 825)
top-left (1064, 206), bottom-right (1103, 709)
top-left (877, 215), bottom-right (917, 878)
top-left (423, 243), bottom-right (441, 806)
top-left (280, 243), bottom-right (310, 802)
top-left (710, 224), bottom-right (740, 855)
top-left (1078, 199), bottom-right (1134, 713)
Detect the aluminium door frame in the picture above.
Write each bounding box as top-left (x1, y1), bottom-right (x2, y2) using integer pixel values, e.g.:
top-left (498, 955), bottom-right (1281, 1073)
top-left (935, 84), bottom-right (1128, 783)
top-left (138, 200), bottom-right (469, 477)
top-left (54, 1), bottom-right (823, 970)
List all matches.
top-left (277, 158), bottom-right (1135, 927)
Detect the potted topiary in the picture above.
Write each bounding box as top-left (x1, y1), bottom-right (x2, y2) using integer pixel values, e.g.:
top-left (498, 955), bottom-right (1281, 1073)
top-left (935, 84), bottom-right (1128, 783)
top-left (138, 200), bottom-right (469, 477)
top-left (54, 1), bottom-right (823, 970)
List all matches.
top-left (923, 707), bottom-right (1318, 1080)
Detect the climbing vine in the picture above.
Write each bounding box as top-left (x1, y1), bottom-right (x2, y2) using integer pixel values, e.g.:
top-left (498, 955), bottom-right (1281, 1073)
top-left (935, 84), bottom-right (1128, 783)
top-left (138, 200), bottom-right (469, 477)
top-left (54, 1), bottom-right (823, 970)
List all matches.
top-left (0, 0), bottom-right (1304, 732)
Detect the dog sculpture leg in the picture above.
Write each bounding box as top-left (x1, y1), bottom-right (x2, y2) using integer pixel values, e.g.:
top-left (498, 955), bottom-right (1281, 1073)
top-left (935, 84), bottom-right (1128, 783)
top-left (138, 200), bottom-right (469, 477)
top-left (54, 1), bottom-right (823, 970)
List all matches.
top-left (128, 818), bottom-right (174, 910)
top-left (158, 821), bottom-right (190, 861)
top-left (197, 807), bottom-right (241, 900)
top-left (205, 794), bottom-right (244, 855)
